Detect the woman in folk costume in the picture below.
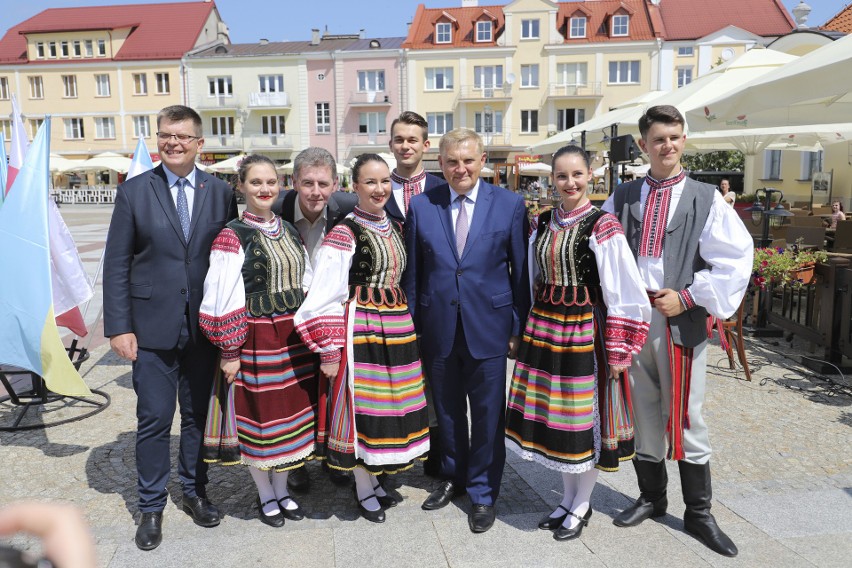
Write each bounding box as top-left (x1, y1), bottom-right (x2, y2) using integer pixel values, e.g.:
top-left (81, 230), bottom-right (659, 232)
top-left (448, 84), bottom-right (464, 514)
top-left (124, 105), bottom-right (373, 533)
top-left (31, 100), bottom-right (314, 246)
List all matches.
top-left (505, 145), bottom-right (651, 541)
top-left (294, 153), bottom-right (429, 524)
top-left (200, 154), bottom-right (317, 528)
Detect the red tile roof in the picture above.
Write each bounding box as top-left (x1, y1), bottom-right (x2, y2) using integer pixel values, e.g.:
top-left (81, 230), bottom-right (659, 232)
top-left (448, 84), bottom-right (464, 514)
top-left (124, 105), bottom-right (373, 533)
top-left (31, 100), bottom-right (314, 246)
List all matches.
top-left (658, 0), bottom-right (794, 40)
top-left (0, 1), bottom-right (217, 64)
top-left (556, 1), bottom-right (660, 43)
top-left (403, 3), bottom-right (506, 49)
top-left (821, 2), bottom-right (852, 33)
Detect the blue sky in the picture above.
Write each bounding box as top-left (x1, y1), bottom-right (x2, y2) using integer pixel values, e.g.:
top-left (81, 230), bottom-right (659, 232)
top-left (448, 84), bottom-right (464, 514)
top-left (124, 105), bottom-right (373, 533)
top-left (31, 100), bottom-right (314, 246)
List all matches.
top-left (0, 1), bottom-right (848, 44)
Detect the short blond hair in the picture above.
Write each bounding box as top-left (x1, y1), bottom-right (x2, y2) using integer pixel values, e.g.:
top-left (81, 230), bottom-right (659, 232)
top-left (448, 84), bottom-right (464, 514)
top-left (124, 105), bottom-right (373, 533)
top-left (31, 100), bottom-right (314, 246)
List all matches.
top-left (439, 128), bottom-right (484, 155)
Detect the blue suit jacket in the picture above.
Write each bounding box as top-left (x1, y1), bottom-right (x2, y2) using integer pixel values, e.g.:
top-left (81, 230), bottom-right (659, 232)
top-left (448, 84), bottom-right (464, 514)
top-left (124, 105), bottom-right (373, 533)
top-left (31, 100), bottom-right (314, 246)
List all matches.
top-left (403, 181), bottom-right (530, 359)
top-left (103, 164), bottom-right (238, 350)
top-left (385, 172), bottom-right (443, 224)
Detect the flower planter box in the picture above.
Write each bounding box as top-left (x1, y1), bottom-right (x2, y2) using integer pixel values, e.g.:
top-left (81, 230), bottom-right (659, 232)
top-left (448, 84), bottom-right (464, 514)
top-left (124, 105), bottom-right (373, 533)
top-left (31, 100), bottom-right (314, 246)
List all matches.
top-left (789, 262), bottom-right (816, 286)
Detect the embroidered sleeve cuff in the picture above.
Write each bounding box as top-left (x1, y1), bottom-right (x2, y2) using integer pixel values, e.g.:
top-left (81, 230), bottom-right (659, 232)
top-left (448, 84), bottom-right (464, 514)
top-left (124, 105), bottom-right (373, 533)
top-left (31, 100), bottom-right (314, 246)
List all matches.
top-left (320, 350), bottom-right (342, 364)
top-left (604, 316), bottom-right (650, 356)
top-left (220, 349), bottom-right (241, 361)
top-left (607, 350), bottom-right (632, 368)
top-left (679, 289), bottom-right (696, 310)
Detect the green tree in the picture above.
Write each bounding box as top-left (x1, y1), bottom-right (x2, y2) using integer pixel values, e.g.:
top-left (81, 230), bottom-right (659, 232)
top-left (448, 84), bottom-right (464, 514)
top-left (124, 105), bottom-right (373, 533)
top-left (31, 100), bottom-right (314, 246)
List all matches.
top-left (682, 150), bottom-right (744, 172)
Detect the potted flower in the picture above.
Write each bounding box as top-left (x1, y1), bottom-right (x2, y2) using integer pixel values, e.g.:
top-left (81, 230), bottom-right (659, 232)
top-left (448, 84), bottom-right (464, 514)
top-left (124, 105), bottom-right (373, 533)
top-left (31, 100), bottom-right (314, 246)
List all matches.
top-left (752, 240), bottom-right (827, 289)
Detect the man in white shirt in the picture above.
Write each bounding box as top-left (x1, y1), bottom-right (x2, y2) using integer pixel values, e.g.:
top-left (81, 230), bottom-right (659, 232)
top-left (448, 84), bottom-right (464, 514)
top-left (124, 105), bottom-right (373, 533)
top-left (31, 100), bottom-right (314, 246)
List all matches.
top-left (603, 105), bottom-right (752, 557)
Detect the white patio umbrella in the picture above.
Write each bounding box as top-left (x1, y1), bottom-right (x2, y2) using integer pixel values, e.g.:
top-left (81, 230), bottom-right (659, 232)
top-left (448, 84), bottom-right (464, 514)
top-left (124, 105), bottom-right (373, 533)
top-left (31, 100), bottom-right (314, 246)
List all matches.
top-left (532, 47), bottom-right (797, 155)
top-left (520, 162), bottom-right (552, 176)
top-left (49, 153), bottom-right (85, 173)
top-left (686, 34), bottom-right (852, 130)
top-left (481, 166), bottom-right (495, 177)
top-left (350, 153), bottom-right (397, 172)
top-left (205, 154), bottom-right (246, 174)
top-left (64, 151), bottom-right (132, 174)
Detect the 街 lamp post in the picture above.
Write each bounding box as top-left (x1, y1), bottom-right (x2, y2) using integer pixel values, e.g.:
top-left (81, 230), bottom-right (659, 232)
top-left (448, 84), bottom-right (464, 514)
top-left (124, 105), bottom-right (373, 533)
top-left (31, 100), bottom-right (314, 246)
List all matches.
top-left (746, 187), bottom-right (793, 332)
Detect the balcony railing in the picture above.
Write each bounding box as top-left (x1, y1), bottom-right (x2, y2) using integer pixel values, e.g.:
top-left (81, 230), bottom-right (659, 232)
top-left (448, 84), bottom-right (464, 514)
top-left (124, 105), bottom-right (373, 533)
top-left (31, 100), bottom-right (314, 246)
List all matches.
top-left (542, 82), bottom-right (603, 99)
top-left (247, 133), bottom-right (293, 149)
top-left (203, 134), bottom-right (239, 149)
top-left (349, 91), bottom-right (392, 106)
top-left (455, 85), bottom-right (512, 103)
top-left (347, 132), bottom-right (390, 148)
top-left (197, 95), bottom-right (239, 109)
top-left (478, 132), bottom-right (512, 147)
top-left (248, 91), bottom-right (291, 108)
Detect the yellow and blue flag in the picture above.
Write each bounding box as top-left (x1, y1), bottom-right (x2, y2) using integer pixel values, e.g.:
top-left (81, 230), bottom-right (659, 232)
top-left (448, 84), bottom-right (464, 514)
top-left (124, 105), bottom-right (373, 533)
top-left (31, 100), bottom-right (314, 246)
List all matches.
top-left (0, 118), bottom-right (91, 397)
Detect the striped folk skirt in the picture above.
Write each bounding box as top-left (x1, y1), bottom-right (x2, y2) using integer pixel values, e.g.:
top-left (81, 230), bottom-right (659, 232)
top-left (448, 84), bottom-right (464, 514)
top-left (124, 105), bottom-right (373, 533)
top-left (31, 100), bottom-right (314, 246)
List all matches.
top-left (505, 297), bottom-right (635, 473)
top-left (320, 298), bottom-right (430, 474)
top-left (203, 313), bottom-right (318, 471)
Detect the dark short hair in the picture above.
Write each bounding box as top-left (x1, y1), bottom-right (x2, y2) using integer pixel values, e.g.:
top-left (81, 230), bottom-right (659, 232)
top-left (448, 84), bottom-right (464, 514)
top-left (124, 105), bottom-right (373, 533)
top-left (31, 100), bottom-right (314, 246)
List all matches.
top-left (638, 105), bottom-right (685, 139)
top-left (237, 154), bottom-right (277, 183)
top-left (157, 105), bottom-right (203, 137)
top-left (293, 147), bottom-right (337, 180)
top-left (391, 111), bottom-right (429, 141)
top-left (351, 153), bottom-right (388, 183)
top-left (552, 145), bottom-right (590, 170)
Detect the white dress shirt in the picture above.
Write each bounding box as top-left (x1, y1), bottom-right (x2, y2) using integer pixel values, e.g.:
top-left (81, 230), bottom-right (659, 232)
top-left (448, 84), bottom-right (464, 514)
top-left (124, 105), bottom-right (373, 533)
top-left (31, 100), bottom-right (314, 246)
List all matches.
top-left (162, 165), bottom-right (197, 222)
top-left (449, 180), bottom-right (480, 231)
top-left (293, 202), bottom-right (328, 267)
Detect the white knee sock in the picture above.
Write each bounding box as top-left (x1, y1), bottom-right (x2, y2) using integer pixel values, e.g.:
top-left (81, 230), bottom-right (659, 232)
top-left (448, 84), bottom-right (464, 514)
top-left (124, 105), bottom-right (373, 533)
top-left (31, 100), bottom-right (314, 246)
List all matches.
top-left (551, 471), bottom-right (579, 518)
top-left (271, 470), bottom-right (299, 511)
top-left (563, 468), bottom-right (599, 529)
top-left (249, 467), bottom-right (280, 516)
top-left (353, 468), bottom-right (380, 511)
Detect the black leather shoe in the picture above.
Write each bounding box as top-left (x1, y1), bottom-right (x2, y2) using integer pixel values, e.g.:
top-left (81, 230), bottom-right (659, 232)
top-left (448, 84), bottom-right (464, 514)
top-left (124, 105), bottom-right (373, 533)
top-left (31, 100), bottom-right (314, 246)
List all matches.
top-left (287, 467), bottom-right (311, 494)
top-left (613, 495), bottom-right (668, 527)
top-left (182, 495), bottom-right (220, 527)
top-left (277, 497), bottom-right (305, 521)
top-left (135, 512), bottom-right (163, 551)
top-left (468, 504), bottom-right (496, 533)
top-left (538, 505), bottom-right (570, 530)
top-left (422, 480), bottom-right (464, 511)
top-left (256, 497), bottom-right (285, 527)
top-left (372, 479), bottom-right (399, 509)
top-left (614, 459), bottom-right (668, 527)
top-left (553, 507), bottom-right (592, 541)
top-left (326, 465), bottom-right (351, 487)
top-left (352, 487), bottom-right (386, 524)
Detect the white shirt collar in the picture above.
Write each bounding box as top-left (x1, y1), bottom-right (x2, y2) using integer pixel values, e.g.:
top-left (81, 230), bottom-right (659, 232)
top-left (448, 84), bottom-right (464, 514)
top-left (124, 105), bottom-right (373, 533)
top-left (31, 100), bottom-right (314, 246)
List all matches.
top-left (293, 197), bottom-right (327, 227)
top-left (162, 164), bottom-right (198, 188)
top-left (449, 179), bottom-right (480, 204)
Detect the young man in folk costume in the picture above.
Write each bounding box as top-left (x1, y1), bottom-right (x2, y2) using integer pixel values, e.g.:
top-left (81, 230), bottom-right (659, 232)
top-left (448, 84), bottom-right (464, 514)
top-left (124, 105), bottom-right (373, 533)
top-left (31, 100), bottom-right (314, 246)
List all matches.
top-left (603, 105), bottom-right (753, 557)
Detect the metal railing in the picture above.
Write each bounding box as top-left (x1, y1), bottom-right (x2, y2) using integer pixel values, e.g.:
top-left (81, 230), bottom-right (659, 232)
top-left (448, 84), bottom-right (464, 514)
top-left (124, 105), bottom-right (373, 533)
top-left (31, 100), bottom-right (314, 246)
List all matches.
top-left (248, 91), bottom-right (291, 108)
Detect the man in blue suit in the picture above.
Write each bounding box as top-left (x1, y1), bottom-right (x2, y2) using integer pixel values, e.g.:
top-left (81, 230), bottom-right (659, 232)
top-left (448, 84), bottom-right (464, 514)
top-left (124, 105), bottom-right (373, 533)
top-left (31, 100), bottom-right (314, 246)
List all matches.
top-left (404, 128), bottom-right (530, 533)
top-left (104, 105), bottom-right (238, 551)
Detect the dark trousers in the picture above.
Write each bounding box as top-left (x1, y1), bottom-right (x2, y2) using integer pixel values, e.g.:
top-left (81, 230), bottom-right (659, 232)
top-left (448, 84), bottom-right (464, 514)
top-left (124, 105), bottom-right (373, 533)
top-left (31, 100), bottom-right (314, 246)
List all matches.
top-left (133, 314), bottom-right (217, 512)
top-left (425, 317), bottom-right (507, 506)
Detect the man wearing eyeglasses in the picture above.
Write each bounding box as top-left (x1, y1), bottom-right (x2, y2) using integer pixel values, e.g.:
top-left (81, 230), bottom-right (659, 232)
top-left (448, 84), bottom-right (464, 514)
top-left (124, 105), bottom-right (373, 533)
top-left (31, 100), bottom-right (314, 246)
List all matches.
top-left (104, 105), bottom-right (238, 551)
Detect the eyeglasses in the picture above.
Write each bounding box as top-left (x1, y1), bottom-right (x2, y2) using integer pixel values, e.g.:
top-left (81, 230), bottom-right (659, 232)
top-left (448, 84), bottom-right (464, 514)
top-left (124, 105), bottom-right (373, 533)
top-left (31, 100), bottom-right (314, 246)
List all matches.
top-left (156, 132), bottom-right (200, 144)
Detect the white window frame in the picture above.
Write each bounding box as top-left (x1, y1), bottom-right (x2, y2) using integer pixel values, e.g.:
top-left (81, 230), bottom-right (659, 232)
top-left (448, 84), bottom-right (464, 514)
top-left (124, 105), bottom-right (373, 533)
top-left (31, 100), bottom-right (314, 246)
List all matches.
top-left (474, 65), bottom-right (503, 89)
top-left (570, 17), bottom-right (587, 38)
top-left (521, 110), bottom-right (539, 134)
top-left (557, 108), bottom-right (586, 131)
top-left (801, 150), bottom-right (824, 180)
top-left (0, 120), bottom-right (11, 142)
top-left (521, 19), bottom-right (539, 39)
top-left (133, 116), bottom-right (151, 138)
top-left (208, 76), bottom-right (233, 97)
top-left (62, 75), bottom-right (77, 98)
top-left (210, 116), bottom-right (235, 136)
top-left (425, 67), bottom-right (453, 91)
top-left (316, 102), bottom-right (331, 134)
top-left (556, 62), bottom-right (588, 86)
top-left (48, 42), bottom-right (57, 58)
top-left (612, 14), bottom-right (629, 37)
top-left (608, 61), bottom-right (640, 84)
top-left (133, 73), bottom-right (147, 95)
top-left (261, 115), bottom-right (286, 135)
top-left (520, 64), bottom-right (539, 88)
top-left (677, 67), bottom-right (693, 88)
top-left (0, 77), bottom-right (10, 100)
top-left (35, 42), bottom-right (45, 59)
top-left (476, 20), bottom-right (493, 42)
top-left (95, 74), bottom-right (111, 97)
top-left (358, 112), bottom-right (387, 134)
top-left (60, 41), bottom-right (69, 58)
top-left (426, 112), bottom-right (453, 136)
top-left (474, 110), bottom-right (503, 134)
top-left (436, 22), bottom-right (452, 44)
top-left (29, 119), bottom-right (43, 140)
top-left (97, 39), bottom-right (106, 56)
top-left (155, 72), bottom-right (170, 95)
top-left (29, 76), bottom-right (43, 99)
top-left (64, 118), bottom-right (84, 140)
top-left (357, 70), bottom-right (385, 92)
top-left (94, 117), bottom-right (115, 139)
top-left (84, 40), bottom-right (93, 57)
top-left (73, 40), bottom-right (81, 57)
top-left (258, 74), bottom-right (284, 93)
top-left (764, 149), bottom-right (782, 179)
top-left (677, 46), bottom-right (694, 57)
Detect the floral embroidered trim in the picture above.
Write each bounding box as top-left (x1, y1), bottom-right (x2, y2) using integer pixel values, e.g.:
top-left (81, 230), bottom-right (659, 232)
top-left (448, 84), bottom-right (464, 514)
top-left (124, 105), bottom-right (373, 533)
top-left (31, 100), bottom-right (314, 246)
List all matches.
top-left (552, 200), bottom-right (594, 229)
top-left (199, 307), bottom-right (248, 350)
top-left (211, 228), bottom-right (241, 254)
top-left (605, 315), bottom-right (650, 364)
top-left (242, 211), bottom-right (281, 238)
top-left (323, 224), bottom-right (356, 252)
top-left (320, 350), bottom-right (342, 364)
top-left (220, 349), bottom-right (241, 361)
top-left (593, 213), bottom-right (624, 244)
top-left (295, 315), bottom-right (347, 354)
top-left (678, 289), bottom-right (696, 310)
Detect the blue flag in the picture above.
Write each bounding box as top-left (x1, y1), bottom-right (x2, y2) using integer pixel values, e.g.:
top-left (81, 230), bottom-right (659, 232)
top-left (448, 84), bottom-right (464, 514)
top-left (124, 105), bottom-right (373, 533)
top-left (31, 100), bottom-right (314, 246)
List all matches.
top-left (127, 136), bottom-right (154, 180)
top-left (0, 117), bottom-right (91, 396)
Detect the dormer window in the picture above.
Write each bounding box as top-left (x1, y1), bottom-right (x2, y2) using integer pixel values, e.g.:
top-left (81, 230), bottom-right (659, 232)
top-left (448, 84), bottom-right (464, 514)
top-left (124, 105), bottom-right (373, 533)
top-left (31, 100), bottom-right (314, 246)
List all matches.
top-left (570, 16), bottom-right (587, 38)
top-left (612, 14), bottom-right (629, 37)
top-left (476, 20), bottom-right (493, 42)
top-left (35, 42), bottom-right (45, 59)
top-left (436, 22), bottom-right (452, 43)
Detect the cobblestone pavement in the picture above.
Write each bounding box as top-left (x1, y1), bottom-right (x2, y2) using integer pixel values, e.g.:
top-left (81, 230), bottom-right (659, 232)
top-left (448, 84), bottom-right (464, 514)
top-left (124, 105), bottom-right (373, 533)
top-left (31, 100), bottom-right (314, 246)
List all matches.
top-left (1, 204), bottom-right (850, 567)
